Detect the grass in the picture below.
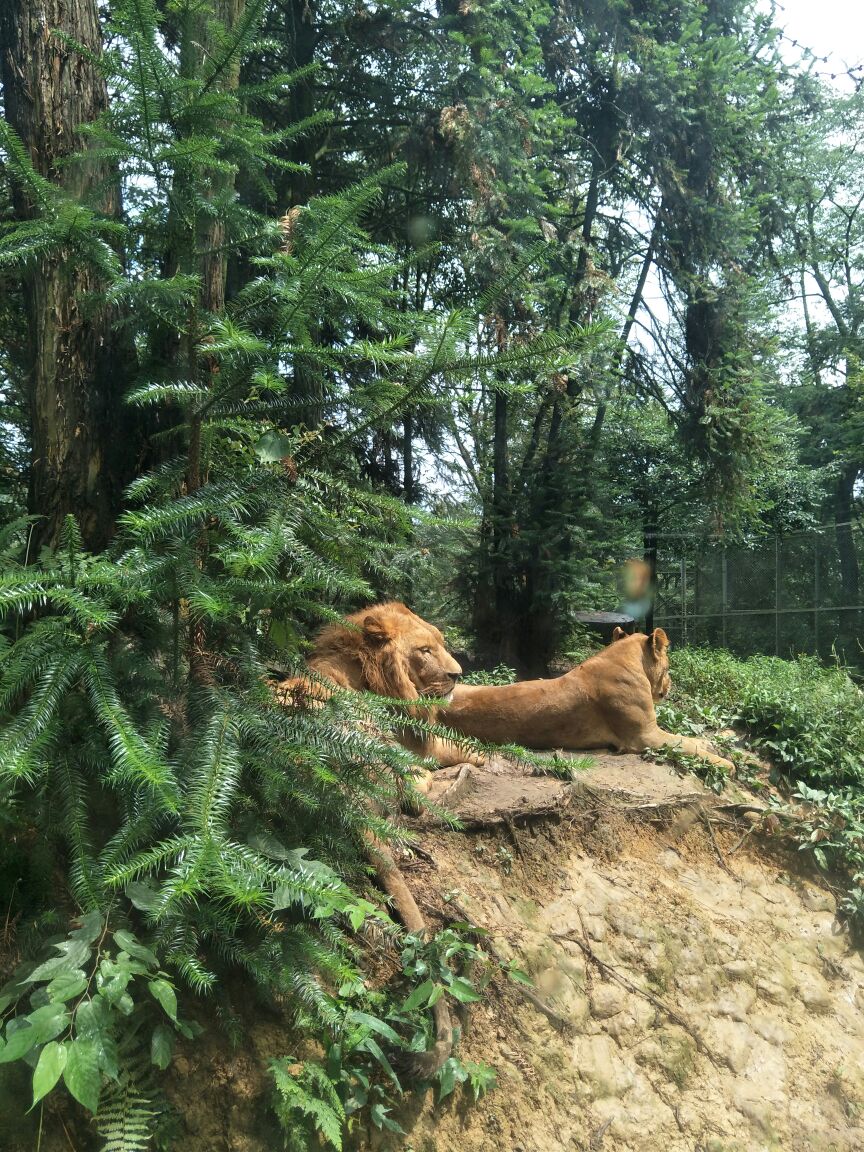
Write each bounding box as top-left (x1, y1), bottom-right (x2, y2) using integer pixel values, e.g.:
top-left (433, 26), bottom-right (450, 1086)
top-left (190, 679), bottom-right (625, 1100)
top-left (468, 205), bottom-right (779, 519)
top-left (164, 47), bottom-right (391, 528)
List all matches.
top-left (659, 648), bottom-right (864, 787)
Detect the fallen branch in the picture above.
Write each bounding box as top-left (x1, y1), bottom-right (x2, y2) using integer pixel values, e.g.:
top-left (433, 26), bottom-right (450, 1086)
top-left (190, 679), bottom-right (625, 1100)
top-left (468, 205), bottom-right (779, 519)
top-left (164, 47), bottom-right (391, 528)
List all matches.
top-left (700, 806), bottom-right (735, 875)
top-left (363, 831), bottom-right (453, 1078)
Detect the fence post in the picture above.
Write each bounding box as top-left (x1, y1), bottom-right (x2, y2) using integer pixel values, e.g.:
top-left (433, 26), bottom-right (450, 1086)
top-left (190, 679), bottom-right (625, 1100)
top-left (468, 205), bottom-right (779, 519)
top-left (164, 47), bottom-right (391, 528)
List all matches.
top-left (722, 546), bottom-right (727, 649)
top-left (775, 536), bottom-right (780, 657)
top-left (681, 556), bottom-right (687, 646)
top-left (814, 532), bottom-right (820, 656)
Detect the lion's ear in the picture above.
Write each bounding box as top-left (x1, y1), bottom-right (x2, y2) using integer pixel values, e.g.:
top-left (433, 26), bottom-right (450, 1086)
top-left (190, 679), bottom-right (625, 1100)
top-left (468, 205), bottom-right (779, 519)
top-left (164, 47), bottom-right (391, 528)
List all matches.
top-left (611, 626), bottom-right (627, 642)
top-left (362, 612), bottom-right (394, 646)
top-left (651, 627), bottom-right (669, 657)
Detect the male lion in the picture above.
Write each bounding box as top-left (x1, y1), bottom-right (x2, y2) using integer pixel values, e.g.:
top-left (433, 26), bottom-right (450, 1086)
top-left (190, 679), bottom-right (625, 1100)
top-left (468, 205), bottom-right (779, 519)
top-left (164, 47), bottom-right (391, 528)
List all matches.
top-left (272, 602), bottom-right (465, 1076)
top-left (441, 626), bottom-right (734, 770)
top-left (273, 601), bottom-right (478, 767)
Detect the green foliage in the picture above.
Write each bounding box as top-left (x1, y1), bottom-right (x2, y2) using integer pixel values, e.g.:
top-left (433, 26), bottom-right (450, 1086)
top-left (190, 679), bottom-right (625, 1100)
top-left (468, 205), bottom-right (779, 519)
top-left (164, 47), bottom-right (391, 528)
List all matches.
top-left (0, 2), bottom-right (531, 1145)
top-left (0, 911), bottom-right (186, 1132)
top-left (438, 1056), bottom-right (497, 1103)
top-left (659, 646), bottom-right (864, 935)
top-left (660, 648), bottom-right (864, 786)
top-left (2, 0), bottom-right (864, 1143)
top-left (461, 663), bottom-right (517, 686)
top-left (535, 753), bottom-right (596, 782)
top-left (271, 1058), bottom-right (346, 1152)
top-left (641, 744), bottom-right (733, 796)
top-left (793, 783), bottom-right (864, 931)
top-left (268, 926), bottom-right (501, 1149)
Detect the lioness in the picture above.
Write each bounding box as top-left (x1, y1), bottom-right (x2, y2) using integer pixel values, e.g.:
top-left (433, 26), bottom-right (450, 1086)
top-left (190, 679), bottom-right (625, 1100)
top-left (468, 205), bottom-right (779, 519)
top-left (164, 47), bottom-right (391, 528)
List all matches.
top-left (441, 626), bottom-right (734, 770)
top-left (273, 602), bottom-right (478, 767)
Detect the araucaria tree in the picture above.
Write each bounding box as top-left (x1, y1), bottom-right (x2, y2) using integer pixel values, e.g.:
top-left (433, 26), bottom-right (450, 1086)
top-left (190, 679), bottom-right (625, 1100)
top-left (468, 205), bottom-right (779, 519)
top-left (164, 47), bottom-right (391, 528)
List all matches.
top-left (0, 0), bottom-right (574, 1142)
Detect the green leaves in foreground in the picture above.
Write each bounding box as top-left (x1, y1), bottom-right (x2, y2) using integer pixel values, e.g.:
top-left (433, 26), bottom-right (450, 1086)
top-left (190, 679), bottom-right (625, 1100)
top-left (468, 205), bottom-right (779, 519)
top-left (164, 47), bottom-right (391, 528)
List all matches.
top-left (0, 912), bottom-right (192, 1117)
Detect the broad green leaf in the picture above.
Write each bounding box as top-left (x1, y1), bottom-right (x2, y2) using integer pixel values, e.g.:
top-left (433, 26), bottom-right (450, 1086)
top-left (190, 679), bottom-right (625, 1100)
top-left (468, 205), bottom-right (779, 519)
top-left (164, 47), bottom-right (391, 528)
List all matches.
top-left (437, 1057), bottom-right (457, 1100)
top-left (175, 1019), bottom-right (203, 1040)
top-left (151, 1024), bottom-right (174, 1070)
top-left (247, 831), bottom-right (294, 860)
top-left (63, 1039), bottom-right (101, 1114)
top-left (401, 979), bottom-right (435, 1013)
top-left (96, 963), bottom-right (131, 1005)
top-left (115, 991), bottom-right (134, 1016)
top-left (70, 911), bottom-right (104, 944)
top-left (149, 978), bottom-right (177, 1021)
top-left (125, 881), bottom-right (160, 912)
top-left (437, 1056), bottom-right (467, 1101)
top-left (28, 939), bottom-right (91, 982)
top-left (46, 970), bottom-right (88, 1003)
top-left (358, 1036), bottom-right (401, 1092)
top-left (370, 1102), bottom-right (405, 1134)
top-left (0, 963), bottom-right (36, 1013)
top-left (0, 1023), bottom-right (41, 1065)
top-left (31, 1041), bottom-right (68, 1107)
top-left (254, 430), bottom-right (295, 463)
top-left (505, 965), bottom-right (533, 987)
top-left (112, 930), bottom-right (158, 969)
top-left (427, 983), bottom-right (444, 1006)
top-left (348, 905), bottom-right (366, 932)
top-left (0, 1003), bottom-right (69, 1064)
top-left (446, 976), bottom-right (482, 1004)
top-left (74, 996), bottom-right (111, 1038)
top-left (345, 1011), bottom-right (401, 1044)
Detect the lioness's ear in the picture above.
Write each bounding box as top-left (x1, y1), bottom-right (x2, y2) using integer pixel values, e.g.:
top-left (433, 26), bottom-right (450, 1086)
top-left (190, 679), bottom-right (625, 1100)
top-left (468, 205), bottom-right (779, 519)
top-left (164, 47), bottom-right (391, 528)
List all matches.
top-left (611, 626), bottom-right (627, 642)
top-left (362, 612), bottom-right (393, 646)
top-left (651, 627), bottom-right (669, 656)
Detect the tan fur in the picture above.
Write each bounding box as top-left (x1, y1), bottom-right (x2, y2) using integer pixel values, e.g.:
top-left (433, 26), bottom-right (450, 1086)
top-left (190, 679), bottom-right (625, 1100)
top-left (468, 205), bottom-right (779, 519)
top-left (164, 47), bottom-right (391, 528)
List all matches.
top-left (442, 627), bottom-right (734, 771)
top-left (275, 602), bottom-right (478, 768)
top-left (272, 604), bottom-right (468, 1076)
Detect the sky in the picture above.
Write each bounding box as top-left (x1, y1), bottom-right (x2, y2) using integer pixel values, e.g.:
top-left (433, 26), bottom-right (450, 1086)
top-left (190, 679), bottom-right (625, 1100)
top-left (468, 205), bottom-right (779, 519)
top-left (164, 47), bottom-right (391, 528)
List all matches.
top-left (768, 0), bottom-right (862, 83)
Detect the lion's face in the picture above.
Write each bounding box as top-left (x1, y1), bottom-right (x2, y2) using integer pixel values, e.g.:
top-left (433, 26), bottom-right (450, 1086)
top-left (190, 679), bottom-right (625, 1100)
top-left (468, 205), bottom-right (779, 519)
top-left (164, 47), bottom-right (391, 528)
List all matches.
top-left (358, 604), bottom-right (462, 703)
top-left (361, 612), bottom-right (463, 700)
top-left (399, 625), bottom-right (463, 700)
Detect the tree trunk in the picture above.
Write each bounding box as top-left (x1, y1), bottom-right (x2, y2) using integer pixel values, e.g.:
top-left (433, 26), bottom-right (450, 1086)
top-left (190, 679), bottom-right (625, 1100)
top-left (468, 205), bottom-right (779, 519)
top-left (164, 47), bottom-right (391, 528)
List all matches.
top-left (491, 383), bottom-right (520, 665)
top-left (0, 0), bottom-right (137, 552)
top-left (402, 411), bottom-right (414, 502)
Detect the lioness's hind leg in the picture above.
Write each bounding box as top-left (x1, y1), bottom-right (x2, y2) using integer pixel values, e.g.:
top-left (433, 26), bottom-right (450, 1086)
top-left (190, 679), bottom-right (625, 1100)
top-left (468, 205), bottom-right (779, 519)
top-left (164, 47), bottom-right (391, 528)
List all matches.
top-left (643, 727), bottom-right (735, 773)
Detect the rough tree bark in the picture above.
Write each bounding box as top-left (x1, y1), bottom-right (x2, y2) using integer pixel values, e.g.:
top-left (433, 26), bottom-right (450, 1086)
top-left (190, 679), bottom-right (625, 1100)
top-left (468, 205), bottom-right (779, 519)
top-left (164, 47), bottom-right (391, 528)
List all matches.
top-left (0, 0), bottom-right (136, 552)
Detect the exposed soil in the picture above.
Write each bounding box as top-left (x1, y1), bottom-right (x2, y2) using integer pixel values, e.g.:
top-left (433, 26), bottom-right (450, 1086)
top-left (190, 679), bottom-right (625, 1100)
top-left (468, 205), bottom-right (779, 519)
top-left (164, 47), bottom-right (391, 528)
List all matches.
top-left (353, 753), bottom-right (864, 1152)
top-left (6, 752), bottom-right (863, 1152)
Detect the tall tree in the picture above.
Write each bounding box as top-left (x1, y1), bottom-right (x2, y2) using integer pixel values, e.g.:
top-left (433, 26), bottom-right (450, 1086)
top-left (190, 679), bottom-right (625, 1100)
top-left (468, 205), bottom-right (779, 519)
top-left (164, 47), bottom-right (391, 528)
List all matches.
top-left (0, 0), bottom-right (136, 551)
top-left (778, 82), bottom-right (864, 607)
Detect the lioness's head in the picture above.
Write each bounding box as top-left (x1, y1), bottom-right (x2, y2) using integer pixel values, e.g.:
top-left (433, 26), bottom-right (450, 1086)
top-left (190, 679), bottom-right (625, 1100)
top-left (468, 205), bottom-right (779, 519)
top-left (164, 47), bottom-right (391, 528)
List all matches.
top-left (613, 625), bottom-right (671, 701)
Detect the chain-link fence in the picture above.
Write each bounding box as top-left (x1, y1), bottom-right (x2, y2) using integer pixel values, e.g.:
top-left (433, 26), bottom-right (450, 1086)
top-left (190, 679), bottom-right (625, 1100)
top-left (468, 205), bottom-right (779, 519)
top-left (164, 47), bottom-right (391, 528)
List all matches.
top-left (652, 523), bottom-right (864, 666)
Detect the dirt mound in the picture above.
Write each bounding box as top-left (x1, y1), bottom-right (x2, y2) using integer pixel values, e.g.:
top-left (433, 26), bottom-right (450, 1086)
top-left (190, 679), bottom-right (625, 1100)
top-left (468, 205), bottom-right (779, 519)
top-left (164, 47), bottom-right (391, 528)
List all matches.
top-left (354, 754), bottom-right (864, 1152)
top-left (21, 754), bottom-right (859, 1152)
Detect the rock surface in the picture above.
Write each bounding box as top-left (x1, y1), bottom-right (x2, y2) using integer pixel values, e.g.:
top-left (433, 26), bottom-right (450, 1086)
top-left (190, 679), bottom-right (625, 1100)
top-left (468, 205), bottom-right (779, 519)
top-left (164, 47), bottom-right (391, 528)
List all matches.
top-left (361, 753), bottom-right (864, 1152)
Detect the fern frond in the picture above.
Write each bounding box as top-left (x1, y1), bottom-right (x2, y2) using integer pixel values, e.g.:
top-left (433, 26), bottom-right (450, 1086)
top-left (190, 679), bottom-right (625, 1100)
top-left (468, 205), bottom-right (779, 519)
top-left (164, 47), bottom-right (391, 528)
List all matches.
top-left (97, 1037), bottom-right (158, 1152)
top-left (0, 650), bottom-right (85, 783)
